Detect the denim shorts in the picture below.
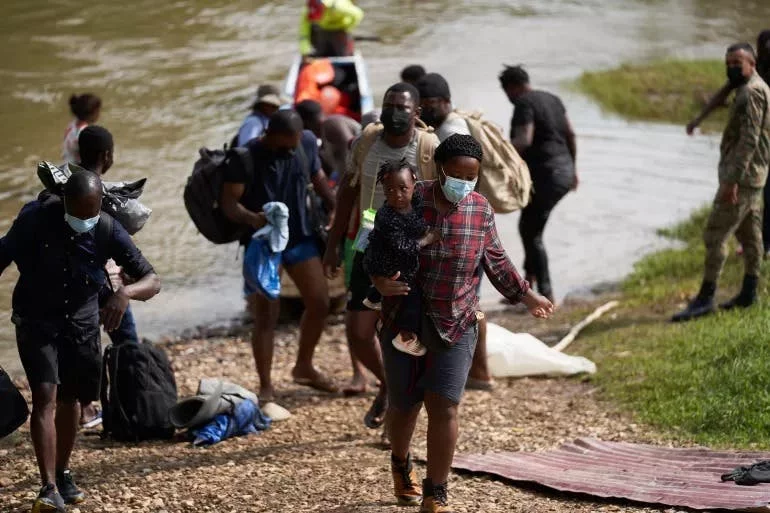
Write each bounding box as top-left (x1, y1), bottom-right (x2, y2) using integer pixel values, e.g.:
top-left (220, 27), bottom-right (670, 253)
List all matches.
top-left (380, 316), bottom-right (478, 410)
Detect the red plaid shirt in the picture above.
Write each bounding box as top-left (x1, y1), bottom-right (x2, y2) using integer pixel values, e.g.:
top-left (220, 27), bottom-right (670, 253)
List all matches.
top-left (382, 181), bottom-right (530, 345)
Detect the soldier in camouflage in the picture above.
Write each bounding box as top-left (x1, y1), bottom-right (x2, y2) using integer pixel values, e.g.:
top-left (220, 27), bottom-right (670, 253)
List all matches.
top-left (674, 43), bottom-right (770, 322)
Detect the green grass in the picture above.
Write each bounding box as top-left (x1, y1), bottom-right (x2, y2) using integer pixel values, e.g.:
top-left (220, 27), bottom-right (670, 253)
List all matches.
top-left (576, 208), bottom-right (770, 448)
top-left (577, 59), bottom-right (729, 131)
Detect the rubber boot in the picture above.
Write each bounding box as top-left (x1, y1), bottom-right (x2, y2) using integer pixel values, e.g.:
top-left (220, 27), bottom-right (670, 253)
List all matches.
top-left (672, 281), bottom-right (716, 322)
top-left (720, 275), bottom-right (758, 311)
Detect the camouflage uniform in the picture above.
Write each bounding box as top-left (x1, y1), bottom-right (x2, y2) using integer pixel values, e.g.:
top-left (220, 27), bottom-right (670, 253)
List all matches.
top-left (703, 72), bottom-right (770, 283)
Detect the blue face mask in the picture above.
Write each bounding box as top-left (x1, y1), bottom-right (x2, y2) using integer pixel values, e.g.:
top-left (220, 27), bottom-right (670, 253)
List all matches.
top-left (441, 167), bottom-right (477, 204)
top-left (65, 213), bottom-right (100, 234)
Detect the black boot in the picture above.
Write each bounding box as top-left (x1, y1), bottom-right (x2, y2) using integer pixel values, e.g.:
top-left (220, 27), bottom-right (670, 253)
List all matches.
top-left (672, 281), bottom-right (716, 322)
top-left (720, 275), bottom-right (758, 310)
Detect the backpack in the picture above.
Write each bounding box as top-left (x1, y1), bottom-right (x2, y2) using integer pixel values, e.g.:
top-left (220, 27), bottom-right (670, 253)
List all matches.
top-left (296, 143), bottom-right (329, 254)
top-left (100, 341), bottom-right (177, 442)
top-left (348, 119), bottom-right (439, 187)
top-left (0, 365), bottom-right (28, 440)
top-left (454, 110), bottom-right (532, 213)
top-left (184, 147), bottom-right (253, 244)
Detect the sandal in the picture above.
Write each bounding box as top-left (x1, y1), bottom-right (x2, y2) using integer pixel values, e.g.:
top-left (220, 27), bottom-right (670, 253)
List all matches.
top-left (364, 390), bottom-right (388, 429)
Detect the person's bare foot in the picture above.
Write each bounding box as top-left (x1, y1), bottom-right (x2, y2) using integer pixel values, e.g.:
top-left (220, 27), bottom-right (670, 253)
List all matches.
top-left (291, 366), bottom-right (339, 394)
top-left (258, 386), bottom-right (276, 404)
top-left (343, 373), bottom-right (368, 396)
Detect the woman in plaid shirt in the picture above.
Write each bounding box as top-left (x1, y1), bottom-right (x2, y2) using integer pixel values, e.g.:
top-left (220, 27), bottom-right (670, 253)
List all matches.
top-left (372, 134), bottom-right (553, 512)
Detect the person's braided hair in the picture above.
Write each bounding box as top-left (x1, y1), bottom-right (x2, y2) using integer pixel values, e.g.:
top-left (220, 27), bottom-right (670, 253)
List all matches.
top-left (377, 158), bottom-right (417, 184)
top-left (434, 134), bottom-right (483, 164)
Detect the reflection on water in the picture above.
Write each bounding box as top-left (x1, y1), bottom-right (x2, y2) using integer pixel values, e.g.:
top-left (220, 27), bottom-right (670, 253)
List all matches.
top-left (2, 0), bottom-right (770, 370)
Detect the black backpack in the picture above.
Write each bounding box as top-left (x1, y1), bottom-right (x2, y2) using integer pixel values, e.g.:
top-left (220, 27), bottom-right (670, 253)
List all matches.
top-left (100, 341), bottom-right (177, 441)
top-left (184, 146), bottom-right (253, 244)
top-left (0, 365), bottom-right (28, 439)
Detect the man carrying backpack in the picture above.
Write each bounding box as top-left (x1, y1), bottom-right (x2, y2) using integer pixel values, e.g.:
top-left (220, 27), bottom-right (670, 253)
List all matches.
top-left (72, 125), bottom-right (141, 429)
top-left (323, 82), bottom-right (439, 431)
top-left (221, 110), bottom-right (337, 404)
top-left (500, 64), bottom-right (578, 303)
top-left (1, 170), bottom-right (160, 512)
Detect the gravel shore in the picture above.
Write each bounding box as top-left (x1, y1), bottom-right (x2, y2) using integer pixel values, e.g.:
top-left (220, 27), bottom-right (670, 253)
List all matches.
top-left (0, 307), bottom-right (684, 513)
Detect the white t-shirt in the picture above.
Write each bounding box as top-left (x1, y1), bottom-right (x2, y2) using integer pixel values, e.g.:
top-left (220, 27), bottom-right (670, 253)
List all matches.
top-left (62, 119), bottom-right (88, 164)
top-left (435, 112), bottom-right (471, 142)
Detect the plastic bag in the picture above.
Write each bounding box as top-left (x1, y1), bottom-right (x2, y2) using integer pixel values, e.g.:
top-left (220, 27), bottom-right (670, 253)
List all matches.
top-left (243, 237), bottom-right (281, 299)
top-left (352, 208), bottom-right (376, 253)
top-left (485, 323), bottom-right (597, 378)
top-left (102, 179), bottom-right (152, 235)
top-left (0, 365), bottom-right (29, 439)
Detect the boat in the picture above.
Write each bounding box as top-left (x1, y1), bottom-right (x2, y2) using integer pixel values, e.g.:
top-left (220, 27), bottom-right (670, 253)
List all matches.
top-left (278, 52), bottom-right (374, 304)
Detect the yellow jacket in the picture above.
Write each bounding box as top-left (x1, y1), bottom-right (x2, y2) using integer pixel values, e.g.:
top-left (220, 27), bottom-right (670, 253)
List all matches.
top-left (299, 0), bottom-right (364, 55)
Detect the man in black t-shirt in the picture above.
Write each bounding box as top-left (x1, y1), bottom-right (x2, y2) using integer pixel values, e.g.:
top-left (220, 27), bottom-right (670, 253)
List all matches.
top-left (220, 110), bottom-right (337, 405)
top-left (500, 64), bottom-right (578, 302)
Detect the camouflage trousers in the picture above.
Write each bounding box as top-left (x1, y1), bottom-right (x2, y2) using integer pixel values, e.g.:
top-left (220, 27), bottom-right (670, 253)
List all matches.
top-left (703, 187), bottom-right (764, 283)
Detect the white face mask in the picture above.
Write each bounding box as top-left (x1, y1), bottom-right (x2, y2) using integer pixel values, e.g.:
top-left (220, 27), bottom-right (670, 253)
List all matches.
top-left (440, 166), bottom-right (477, 204)
top-left (64, 213), bottom-right (100, 234)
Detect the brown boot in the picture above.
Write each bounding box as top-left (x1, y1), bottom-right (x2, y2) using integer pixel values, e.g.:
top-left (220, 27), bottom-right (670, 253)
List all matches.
top-left (391, 454), bottom-right (421, 506)
top-left (420, 479), bottom-right (452, 513)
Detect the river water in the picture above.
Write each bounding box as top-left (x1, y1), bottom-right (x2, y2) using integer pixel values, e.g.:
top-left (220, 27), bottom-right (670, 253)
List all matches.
top-left (2, 0), bottom-right (769, 370)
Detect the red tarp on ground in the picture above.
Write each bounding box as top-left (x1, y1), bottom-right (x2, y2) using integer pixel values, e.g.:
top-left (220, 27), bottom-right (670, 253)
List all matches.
top-left (452, 438), bottom-right (770, 512)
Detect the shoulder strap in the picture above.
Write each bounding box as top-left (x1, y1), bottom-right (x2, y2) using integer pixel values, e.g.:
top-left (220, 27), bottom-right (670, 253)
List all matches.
top-left (416, 130), bottom-right (438, 181)
top-left (95, 212), bottom-right (114, 262)
top-left (230, 146), bottom-right (255, 185)
top-left (349, 123), bottom-right (383, 187)
top-left (296, 142), bottom-right (310, 179)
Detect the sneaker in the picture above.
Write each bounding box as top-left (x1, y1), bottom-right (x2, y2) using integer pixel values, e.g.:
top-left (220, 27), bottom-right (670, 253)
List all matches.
top-left (392, 333), bottom-right (427, 357)
top-left (391, 454), bottom-right (421, 506)
top-left (32, 484), bottom-right (66, 513)
top-left (420, 480), bottom-right (452, 513)
top-left (80, 409), bottom-right (103, 429)
top-left (56, 469), bottom-right (85, 504)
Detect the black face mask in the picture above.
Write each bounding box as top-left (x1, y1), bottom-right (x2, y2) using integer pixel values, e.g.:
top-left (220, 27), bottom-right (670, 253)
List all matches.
top-left (727, 66), bottom-right (748, 87)
top-left (381, 108), bottom-right (412, 136)
top-left (419, 107), bottom-right (441, 128)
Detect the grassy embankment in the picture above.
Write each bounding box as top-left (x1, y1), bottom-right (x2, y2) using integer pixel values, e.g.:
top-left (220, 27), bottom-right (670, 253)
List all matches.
top-left (574, 60), bottom-right (770, 449)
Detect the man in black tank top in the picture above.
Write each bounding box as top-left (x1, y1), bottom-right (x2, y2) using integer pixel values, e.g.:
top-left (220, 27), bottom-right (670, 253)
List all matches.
top-left (500, 65), bottom-right (578, 302)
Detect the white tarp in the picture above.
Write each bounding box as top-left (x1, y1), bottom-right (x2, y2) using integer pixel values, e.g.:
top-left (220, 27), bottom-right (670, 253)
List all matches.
top-left (486, 322), bottom-right (597, 378)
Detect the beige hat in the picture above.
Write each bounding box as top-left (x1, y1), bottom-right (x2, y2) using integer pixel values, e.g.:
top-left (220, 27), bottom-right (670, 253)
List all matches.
top-left (255, 84), bottom-right (291, 108)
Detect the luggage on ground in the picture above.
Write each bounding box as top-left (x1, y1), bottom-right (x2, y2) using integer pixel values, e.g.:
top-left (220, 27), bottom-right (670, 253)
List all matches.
top-left (184, 147), bottom-right (253, 244)
top-left (454, 110), bottom-right (532, 213)
top-left (100, 341), bottom-right (177, 441)
top-left (0, 365), bottom-right (29, 439)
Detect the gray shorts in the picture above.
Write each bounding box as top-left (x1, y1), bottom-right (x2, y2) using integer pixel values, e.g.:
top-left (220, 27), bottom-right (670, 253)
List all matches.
top-left (379, 317), bottom-right (478, 411)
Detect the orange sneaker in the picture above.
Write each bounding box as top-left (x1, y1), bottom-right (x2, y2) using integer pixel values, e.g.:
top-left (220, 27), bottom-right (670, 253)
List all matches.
top-left (420, 480), bottom-right (453, 513)
top-left (392, 454), bottom-right (421, 506)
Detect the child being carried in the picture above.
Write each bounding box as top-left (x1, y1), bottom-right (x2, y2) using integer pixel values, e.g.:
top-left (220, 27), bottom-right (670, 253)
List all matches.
top-left (362, 159), bottom-right (440, 357)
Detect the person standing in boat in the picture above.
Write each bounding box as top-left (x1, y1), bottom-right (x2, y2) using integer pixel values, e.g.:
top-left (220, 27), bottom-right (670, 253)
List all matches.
top-left (299, 0), bottom-right (363, 58)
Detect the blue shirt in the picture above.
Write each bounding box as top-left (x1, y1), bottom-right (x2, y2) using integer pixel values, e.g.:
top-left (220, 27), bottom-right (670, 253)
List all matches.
top-left (237, 112), bottom-right (270, 147)
top-left (224, 130), bottom-right (321, 248)
top-left (0, 199), bottom-right (155, 326)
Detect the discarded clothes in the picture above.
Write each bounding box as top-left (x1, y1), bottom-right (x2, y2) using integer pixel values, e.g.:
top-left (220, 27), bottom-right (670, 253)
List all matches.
top-left (722, 461), bottom-right (770, 485)
top-left (190, 399), bottom-right (271, 447)
top-left (243, 237), bottom-right (281, 299)
top-left (253, 201), bottom-right (290, 252)
top-left (170, 378), bottom-right (260, 429)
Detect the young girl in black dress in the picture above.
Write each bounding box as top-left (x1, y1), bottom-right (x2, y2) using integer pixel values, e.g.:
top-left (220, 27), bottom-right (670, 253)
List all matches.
top-left (363, 159), bottom-right (440, 356)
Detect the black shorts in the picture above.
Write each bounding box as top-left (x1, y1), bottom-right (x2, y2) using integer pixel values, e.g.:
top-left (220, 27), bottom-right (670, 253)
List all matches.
top-left (15, 317), bottom-right (102, 403)
top-left (347, 252), bottom-right (373, 311)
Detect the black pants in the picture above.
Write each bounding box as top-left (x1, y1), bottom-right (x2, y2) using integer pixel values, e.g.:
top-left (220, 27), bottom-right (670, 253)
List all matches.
top-left (519, 181), bottom-right (570, 299)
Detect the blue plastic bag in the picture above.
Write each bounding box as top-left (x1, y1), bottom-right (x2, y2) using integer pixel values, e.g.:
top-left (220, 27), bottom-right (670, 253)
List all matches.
top-left (243, 237), bottom-right (281, 299)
